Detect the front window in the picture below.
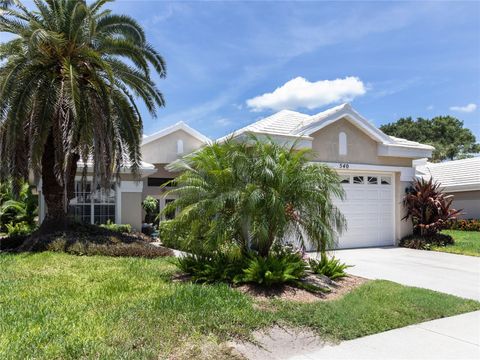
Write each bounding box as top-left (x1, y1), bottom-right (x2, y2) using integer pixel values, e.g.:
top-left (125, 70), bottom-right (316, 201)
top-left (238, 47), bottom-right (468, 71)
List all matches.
top-left (69, 181), bottom-right (116, 224)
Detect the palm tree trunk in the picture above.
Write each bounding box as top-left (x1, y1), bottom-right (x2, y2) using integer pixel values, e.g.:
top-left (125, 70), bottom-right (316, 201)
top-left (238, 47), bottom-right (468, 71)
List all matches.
top-left (40, 130), bottom-right (68, 231)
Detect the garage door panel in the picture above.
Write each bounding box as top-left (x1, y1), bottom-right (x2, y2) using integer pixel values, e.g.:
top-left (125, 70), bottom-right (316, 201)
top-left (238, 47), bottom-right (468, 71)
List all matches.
top-left (334, 172), bottom-right (395, 249)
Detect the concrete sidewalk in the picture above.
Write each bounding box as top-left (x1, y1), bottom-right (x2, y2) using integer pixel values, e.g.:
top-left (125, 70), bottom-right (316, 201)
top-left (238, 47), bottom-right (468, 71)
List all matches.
top-left (291, 311), bottom-right (480, 360)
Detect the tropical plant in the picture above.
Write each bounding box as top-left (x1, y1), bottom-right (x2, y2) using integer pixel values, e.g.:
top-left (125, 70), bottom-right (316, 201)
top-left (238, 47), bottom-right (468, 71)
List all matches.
top-left (236, 251), bottom-right (307, 287)
top-left (142, 196), bottom-right (159, 224)
top-left (0, 180), bottom-right (37, 232)
top-left (308, 253), bottom-right (351, 280)
top-left (176, 249), bottom-right (246, 284)
top-left (0, 0), bottom-right (165, 230)
top-left (403, 178), bottom-right (461, 236)
top-left (399, 233), bottom-right (454, 250)
top-left (99, 220), bottom-right (131, 233)
top-left (165, 136), bottom-right (346, 257)
top-left (380, 116), bottom-right (480, 162)
top-left (444, 219), bottom-right (480, 232)
top-left (5, 221), bottom-right (32, 236)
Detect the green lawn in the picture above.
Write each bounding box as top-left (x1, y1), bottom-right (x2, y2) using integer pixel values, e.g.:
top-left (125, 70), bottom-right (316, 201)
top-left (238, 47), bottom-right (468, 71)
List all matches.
top-left (1, 253), bottom-right (478, 359)
top-left (433, 230), bottom-right (480, 256)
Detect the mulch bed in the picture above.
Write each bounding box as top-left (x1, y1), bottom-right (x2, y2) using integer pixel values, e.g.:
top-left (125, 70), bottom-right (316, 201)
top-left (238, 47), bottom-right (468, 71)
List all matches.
top-left (0, 223), bottom-right (173, 258)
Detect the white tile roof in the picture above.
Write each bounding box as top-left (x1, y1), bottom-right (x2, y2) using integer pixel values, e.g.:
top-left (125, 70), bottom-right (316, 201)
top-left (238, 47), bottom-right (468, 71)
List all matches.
top-left (220, 103), bottom-right (433, 152)
top-left (219, 110), bottom-right (311, 141)
top-left (417, 157), bottom-right (480, 191)
top-left (388, 136), bottom-right (434, 150)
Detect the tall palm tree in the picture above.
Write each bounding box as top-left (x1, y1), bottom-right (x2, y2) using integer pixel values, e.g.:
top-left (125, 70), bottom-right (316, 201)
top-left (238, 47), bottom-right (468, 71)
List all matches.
top-left (0, 0), bottom-right (165, 229)
top-left (166, 136), bottom-right (346, 256)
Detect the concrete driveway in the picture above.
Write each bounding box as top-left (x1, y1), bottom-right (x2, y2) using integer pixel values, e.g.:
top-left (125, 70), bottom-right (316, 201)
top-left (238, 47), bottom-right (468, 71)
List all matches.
top-left (313, 247), bottom-right (480, 300)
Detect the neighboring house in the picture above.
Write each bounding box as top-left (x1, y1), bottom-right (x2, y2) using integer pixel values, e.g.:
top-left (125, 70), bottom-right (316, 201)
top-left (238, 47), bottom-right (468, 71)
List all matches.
top-left (38, 103), bottom-right (435, 249)
top-left (416, 157), bottom-right (480, 219)
top-left (38, 121), bottom-right (210, 231)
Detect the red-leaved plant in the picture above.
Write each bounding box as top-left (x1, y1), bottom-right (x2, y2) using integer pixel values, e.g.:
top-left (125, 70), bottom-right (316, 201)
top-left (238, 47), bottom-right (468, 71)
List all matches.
top-left (403, 178), bottom-right (461, 236)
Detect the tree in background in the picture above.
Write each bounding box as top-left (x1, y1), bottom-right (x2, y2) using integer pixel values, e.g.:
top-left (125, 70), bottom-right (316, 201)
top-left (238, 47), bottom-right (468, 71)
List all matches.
top-left (380, 116), bottom-right (479, 162)
top-left (0, 0), bottom-right (165, 231)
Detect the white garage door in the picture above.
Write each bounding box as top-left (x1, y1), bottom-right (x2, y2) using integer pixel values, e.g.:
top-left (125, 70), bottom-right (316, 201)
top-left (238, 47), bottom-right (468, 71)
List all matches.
top-left (333, 173), bottom-right (395, 249)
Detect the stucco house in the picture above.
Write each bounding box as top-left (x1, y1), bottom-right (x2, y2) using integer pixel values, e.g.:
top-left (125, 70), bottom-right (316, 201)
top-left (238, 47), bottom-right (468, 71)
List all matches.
top-left (38, 121), bottom-right (210, 231)
top-left (38, 103), bottom-right (437, 249)
top-left (416, 157), bottom-right (480, 219)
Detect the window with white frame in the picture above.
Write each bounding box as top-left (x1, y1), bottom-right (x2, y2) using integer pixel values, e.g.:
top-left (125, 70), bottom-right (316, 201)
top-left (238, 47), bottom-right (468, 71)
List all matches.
top-left (69, 181), bottom-right (116, 224)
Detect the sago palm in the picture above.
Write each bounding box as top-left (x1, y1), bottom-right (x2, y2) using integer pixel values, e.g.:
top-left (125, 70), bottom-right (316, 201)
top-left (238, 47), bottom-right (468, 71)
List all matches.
top-left (0, 0), bottom-right (165, 228)
top-left (166, 136), bottom-right (346, 256)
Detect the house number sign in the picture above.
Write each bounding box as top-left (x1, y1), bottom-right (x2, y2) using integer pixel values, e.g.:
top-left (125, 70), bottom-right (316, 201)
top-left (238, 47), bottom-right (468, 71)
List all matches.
top-left (338, 163), bottom-right (350, 169)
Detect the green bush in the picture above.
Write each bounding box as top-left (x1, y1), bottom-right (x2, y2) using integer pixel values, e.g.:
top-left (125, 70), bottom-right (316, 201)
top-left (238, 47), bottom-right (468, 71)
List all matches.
top-left (236, 251), bottom-right (307, 287)
top-left (177, 247), bottom-right (308, 287)
top-left (99, 220), bottom-right (131, 233)
top-left (159, 219), bottom-right (212, 253)
top-left (142, 196), bottom-right (159, 224)
top-left (5, 221), bottom-right (33, 237)
top-left (308, 253), bottom-right (351, 280)
top-left (400, 233), bottom-right (454, 250)
top-left (177, 249), bottom-right (245, 283)
top-left (46, 239), bottom-right (171, 258)
top-left (0, 180), bottom-right (37, 233)
top-left (444, 219), bottom-right (480, 232)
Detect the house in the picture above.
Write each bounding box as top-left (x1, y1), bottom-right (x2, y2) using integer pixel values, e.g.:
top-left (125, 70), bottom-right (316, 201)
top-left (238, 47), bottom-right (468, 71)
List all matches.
top-left (221, 103), bottom-right (434, 249)
top-left (416, 157), bottom-right (480, 219)
top-left (38, 121), bottom-right (210, 231)
top-left (38, 103), bottom-right (435, 249)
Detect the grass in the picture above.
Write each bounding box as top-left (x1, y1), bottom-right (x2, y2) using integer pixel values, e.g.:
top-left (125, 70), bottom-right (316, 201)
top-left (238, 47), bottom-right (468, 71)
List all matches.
top-left (432, 230), bottom-right (480, 256)
top-left (1, 253), bottom-right (479, 359)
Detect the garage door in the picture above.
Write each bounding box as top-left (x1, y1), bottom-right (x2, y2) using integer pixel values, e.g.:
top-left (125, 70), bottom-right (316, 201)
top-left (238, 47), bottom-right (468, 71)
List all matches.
top-left (333, 173), bottom-right (395, 249)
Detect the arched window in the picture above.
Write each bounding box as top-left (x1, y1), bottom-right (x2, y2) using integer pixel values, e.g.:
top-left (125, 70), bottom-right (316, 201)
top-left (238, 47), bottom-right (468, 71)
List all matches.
top-left (176, 139), bottom-right (184, 155)
top-left (339, 132), bottom-right (347, 156)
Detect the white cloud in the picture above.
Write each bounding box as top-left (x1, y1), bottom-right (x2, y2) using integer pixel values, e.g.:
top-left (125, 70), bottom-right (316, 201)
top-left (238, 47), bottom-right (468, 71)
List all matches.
top-left (246, 76), bottom-right (366, 112)
top-left (449, 103), bottom-right (477, 113)
top-left (427, 105), bottom-right (434, 111)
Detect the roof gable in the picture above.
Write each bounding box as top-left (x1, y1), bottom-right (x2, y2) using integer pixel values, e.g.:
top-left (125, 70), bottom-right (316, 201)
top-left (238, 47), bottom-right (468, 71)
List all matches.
top-left (295, 103), bottom-right (392, 144)
top-left (142, 121), bottom-right (210, 146)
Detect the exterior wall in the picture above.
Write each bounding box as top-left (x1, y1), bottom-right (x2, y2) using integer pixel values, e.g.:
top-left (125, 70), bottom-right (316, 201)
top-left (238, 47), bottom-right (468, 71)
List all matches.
top-left (448, 190), bottom-right (480, 219)
top-left (142, 130), bottom-right (205, 164)
top-left (310, 118), bottom-right (415, 167)
top-left (120, 192), bottom-right (143, 231)
top-left (395, 173), bottom-right (412, 242)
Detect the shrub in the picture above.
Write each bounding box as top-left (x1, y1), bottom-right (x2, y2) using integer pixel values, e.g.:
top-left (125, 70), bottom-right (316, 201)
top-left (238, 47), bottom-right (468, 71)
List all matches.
top-left (308, 253), bottom-right (351, 280)
top-left (177, 246), bottom-right (309, 287)
top-left (159, 219), bottom-right (212, 253)
top-left (142, 196), bottom-right (159, 224)
top-left (5, 221), bottom-right (33, 237)
top-left (177, 249), bottom-right (245, 283)
top-left (99, 220), bottom-right (131, 234)
top-left (444, 219), bottom-right (480, 232)
top-left (236, 252), bottom-right (307, 287)
top-left (403, 178), bottom-right (460, 236)
top-left (16, 222), bottom-right (165, 258)
top-left (0, 180), bottom-right (37, 233)
top-left (46, 239), bottom-right (172, 258)
top-left (400, 233), bottom-right (454, 250)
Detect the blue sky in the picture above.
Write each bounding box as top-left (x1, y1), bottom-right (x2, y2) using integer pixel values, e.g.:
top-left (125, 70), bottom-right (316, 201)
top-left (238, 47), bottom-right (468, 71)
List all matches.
top-left (7, 1), bottom-right (480, 139)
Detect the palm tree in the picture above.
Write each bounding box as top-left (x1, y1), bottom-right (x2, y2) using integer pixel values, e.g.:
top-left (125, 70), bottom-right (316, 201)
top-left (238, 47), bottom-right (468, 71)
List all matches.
top-left (0, 0), bottom-right (165, 230)
top-left (166, 136), bottom-right (346, 256)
